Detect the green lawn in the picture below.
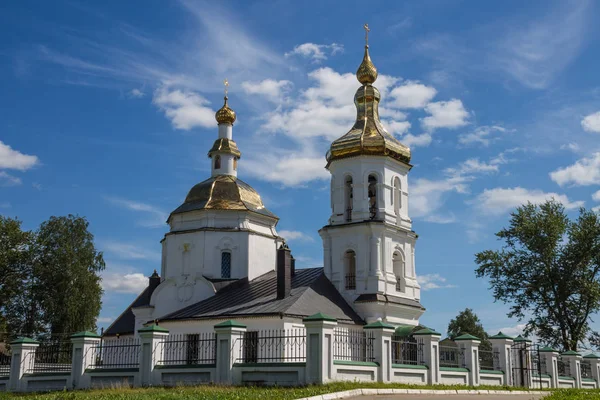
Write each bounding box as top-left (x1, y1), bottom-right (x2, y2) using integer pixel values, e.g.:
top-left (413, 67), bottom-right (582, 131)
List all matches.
top-left (0, 382), bottom-right (565, 400)
top-left (545, 390), bottom-right (600, 399)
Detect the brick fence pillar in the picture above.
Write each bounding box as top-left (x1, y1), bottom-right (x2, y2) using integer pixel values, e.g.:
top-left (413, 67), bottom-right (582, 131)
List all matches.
top-left (304, 313), bottom-right (337, 384)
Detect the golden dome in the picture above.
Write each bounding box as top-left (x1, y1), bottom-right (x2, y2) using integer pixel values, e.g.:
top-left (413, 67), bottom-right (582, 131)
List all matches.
top-left (356, 45), bottom-right (378, 85)
top-left (208, 138), bottom-right (241, 159)
top-left (215, 96), bottom-right (236, 125)
top-left (170, 175), bottom-right (277, 219)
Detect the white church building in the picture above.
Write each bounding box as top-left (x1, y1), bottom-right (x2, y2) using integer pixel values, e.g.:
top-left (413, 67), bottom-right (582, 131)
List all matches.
top-left (105, 39), bottom-right (424, 338)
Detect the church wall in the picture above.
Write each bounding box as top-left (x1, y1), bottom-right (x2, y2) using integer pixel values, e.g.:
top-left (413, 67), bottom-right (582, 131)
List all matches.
top-left (247, 233), bottom-right (278, 280)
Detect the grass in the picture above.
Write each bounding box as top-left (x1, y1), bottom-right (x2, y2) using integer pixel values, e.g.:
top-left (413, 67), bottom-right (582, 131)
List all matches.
top-left (0, 382), bottom-right (565, 400)
top-left (545, 390), bottom-right (600, 400)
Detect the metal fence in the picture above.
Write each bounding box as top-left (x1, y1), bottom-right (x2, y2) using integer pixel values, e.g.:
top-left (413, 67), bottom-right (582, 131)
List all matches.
top-left (557, 357), bottom-right (570, 377)
top-left (333, 327), bottom-right (375, 362)
top-left (237, 329), bottom-right (306, 363)
top-left (87, 337), bottom-right (140, 369)
top-left (439, 345), bottom-right (465, 368)
top-left (0, 351), bottom-right (11, 377)
top-left (391, 337), bottom-right (424, 365)
top-left (157, 333), bottom-right (216, 366)
top-left (28, 341), bottom-right (73, 373)
top-left (479, 349), bottom-right (500, 370)
top-left (581, 360), bottom-right (592, 379)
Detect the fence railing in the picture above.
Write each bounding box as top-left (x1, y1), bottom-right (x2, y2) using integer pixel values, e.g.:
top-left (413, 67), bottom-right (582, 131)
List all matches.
top-left (439, 345), bottom-right (465, 368)
top-left (581, 360), bottom-right (592, 379)
top-left (557, 357), bottom-right (571, 377)
top-left (157, 333), bottom-right (216, 366)
top-left (345, 274), bottom-right (356, 290)
top-left (87, 338), bottom-right (140, 369)
top-left (237, 329), bottom-right (306, 363)
top-left (0, 352), bottom-right (11, 377)
top-left (28, 341), bottom-right (73, 373)
top-left (333, 327), bottom-right (375, 363)
top-left (391, 337), bottom-right (424, 365)
top-left (479, 349), bottom-right (500, 370)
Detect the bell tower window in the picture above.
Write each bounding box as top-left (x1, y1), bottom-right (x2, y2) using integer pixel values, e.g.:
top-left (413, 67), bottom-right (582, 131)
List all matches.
top-left (393, 251), bottom-right (405, 292)
top-left (233, 158), bottom-right (237, 170)
top-left (214, 155), bottom-right (221, 170)
top-left (221, 251), bottom-right (231, 278)
top-left (368, 174), bottom-right (378, 220)
top-left (344, 250), bottom-right (356, 290)
top-left (345, 176), bottom-right (353, 222)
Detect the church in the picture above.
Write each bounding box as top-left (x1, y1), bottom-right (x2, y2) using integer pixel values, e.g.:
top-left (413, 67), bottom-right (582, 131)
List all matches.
top-left (104, 36), bottom-right (424, 338)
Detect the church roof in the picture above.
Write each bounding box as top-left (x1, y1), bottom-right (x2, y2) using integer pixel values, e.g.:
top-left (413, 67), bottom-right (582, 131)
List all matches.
top-left (160, 268), bottom-right (364, 324)
top-left (103, 284), bottom-right (154, 337)
top-left (170, 175), bottom-right (278, 220)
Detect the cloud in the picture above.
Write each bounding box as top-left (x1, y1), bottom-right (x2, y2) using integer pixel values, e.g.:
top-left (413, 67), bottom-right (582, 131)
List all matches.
top-left (417, 274), bottom-right (456, 290)
top-left (445, 158), bottom-right (500, 176)
top-left (97, 316), bottom-right (114, 324)
top-left (582, 111), bottom-right (600, 133)
top-left (389, 81), bottom-right (437, 109)
top-left (401, 133), bottom-right (432, 148)
top-left (105, 196), bottom-right (167, 228)
top-left (0, 202), bottom-right (10, 209)
top-left (593, 190), bottom-right (600, 202)
top-left (411, 176), bottom-right (469, 219)
top-left (423, 214), bottom-right (457, 224)
top-left (152, 86), bottom-right (215, 130)
top-left (128, 88), bottom-right (145, 98)
top-left (458, 125), bottom-right (507, 147)
top-left (102, 271), bottom-right (148, 294)
top-left (278, 230), bottom-right (314, 242)
top-left (0, 172), bottom-right (22, 186)
top-left (475, 187), bottom-right (584, 216)
top-left (0, 141), bottom-right (39, 170)
top-left (421, 99), bottom-right (469, 131)
top-left (495, 324), bottom-right (526, 338)
top-left (244, 152), bottom-right (329, 187)
top-left (560, 143), bottom-right (580, 152)
top-left (550, 152), bottom-right (600, 186)
top-left (241, 79), bottom-right (293, 102)
top-left (102, 241), bottom-right (161, 261)
top-left (284, 43), bottom-right (344, 63)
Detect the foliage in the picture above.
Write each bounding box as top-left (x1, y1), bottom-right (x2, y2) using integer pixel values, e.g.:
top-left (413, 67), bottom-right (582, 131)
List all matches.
top-left (545, 390), bottom-right (600, 400)
top-left (447, 308), bottom-right (491, 351)
top-left (0, 214), bottom-right (105, 340)
top-left (475, 200), bottom-right (600, 351)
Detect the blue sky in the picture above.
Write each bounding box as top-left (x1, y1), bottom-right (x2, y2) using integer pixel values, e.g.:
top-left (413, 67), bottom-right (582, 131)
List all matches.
top-left (2, 0), bottom-right (600, 337)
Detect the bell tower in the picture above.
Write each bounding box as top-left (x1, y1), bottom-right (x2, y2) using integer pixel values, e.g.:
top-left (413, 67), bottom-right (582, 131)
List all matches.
top-left (319, 25), bottom-right (424, 326)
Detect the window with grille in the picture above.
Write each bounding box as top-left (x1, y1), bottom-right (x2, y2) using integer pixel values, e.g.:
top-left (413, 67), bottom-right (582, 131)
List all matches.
top-left (221, 251), bottom-right (231, 278)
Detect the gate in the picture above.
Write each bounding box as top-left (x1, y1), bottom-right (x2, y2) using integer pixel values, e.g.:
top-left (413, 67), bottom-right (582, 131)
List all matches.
top-left (510, 340), bottom-right (544, 389)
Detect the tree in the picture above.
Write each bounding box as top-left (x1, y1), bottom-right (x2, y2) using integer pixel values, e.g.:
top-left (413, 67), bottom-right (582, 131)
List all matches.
top-left (475, 200), bottom-right (600, 351)
top-left (447, 308), bottom-right (491, 351)
top-left (34, 215), bottom-right (105, 337)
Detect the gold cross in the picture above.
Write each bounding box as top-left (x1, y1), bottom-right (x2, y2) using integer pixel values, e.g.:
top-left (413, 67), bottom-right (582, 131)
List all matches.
top-left (364, 23), bottom-right (370, 46)
top-left (224, 78), bottom-right (229, 96)
top-left (183, 243), bottom-right (190, 252)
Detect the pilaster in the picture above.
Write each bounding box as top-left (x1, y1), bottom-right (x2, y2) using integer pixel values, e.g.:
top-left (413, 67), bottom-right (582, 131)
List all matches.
top-left (539, 347), bottom-right (559, 388)
top-left (70, 331), bottom-right (101, 390)
top-left (561, 351), bottom-right (582, 388)
top-left (583, 353), bottom-right (600, 386)
top-left (413, 328), bottom-right (441, 385)
top-left (455, 334), bottom-right (481, 386)
top-left (304, 313), bottom-right (337, 384)
top-left (489, 332), bottom-right (514, 386)
top-left (364, 320), bottom-right (395, 383)
top-left (138, 324), bottom-right (169, 387)
top-left (8, 338), bottom-right (39, 392)
top-left (214, 320), bottom-right (247, 384)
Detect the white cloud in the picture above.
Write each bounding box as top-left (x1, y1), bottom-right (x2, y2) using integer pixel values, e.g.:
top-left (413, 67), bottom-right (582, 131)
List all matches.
top-left (244, 153), bottom-right (329, 187)
top-left (417, 274), bottom-right (456, 290)
top-left (475, 187), bottom-right (584, 216)
top-left (105, 196), bottom-right (167, 228)
top-left (0, 141), bottom-right (39, 170)
top-left (128, 88), bottom-right (145, 98)
top-left (423, 214), bottom-right (456, 224)
top-left (241, 79), bottom-right (292, 102)
top-left (401, 133), bottom-right (432, 148)
top-left (102, 241), bottom-right (161, 261)
top-left (550, 152), bottom-right (600, 186)
top-left (389, 81), bottom-right (437, 109)
top-left (445, 158), bottom-right (500, 177)
top-left (0, 171), bottom-right (22, 186)
top-left (97, 316), bottom-right (114, 324)
top-left (496, 324), bottom-right (526, 338)
top-left (102, 272), bottom-right (148, 294)
top-left (285, 43), bottom-right (344, 63)
top-left (411, 176), bottom-right (469, 219)
top-left (278, 230), bottom-right (314, 242)
top-left (0, 202), bottom-right (10, 209)
top-left (458, 125), bottom-right (507, 147)
top-left (560, 143), bottom-right (580, 152)
top-left (152, 86), bottom-right (215, 130)
top-left (421, 99), bottom-right (469, 131)
top-left (592, 190), bottom-right (600, 202)
top-left (386, 120), bottom-right (411, 136)
top-left (582, 111), bottom-right (600, 133)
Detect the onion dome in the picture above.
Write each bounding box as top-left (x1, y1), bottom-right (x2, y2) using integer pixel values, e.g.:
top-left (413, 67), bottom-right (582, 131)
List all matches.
top-left (356, 45), bottom-right (378, 85)
top-left (215, 96), bottom-right (236, 125)
top-left (170, 175), bottom-right (277, 219)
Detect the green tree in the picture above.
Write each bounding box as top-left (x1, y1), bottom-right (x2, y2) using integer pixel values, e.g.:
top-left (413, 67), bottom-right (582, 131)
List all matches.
top-left (475, 200), bottom-right (600, 351)
top-left (34, 215), bottom-right (105, 337)
top-left (447, 308), bottom-right (491, 351)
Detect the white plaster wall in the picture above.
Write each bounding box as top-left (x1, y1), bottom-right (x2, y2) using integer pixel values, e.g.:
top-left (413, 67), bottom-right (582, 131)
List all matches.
top-left (248, 234), bottom-right (278, 280)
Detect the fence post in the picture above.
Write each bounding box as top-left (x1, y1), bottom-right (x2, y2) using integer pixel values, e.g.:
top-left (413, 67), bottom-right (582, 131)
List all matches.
top-left (539, 347), bottom-right (559, 388)
top-left (303, 313), bottom-right (337, 384)
top-left (583, 353), bottom-right (600, 387)
top-left (413, 328), bottom-right (441, 385)
top-left (214, 320), bottom-right (247, 385)
top-left (455, 334), bottom-right (481, 386)
top-left (489, 332), bottom-right (513, 386)
top-left (8, 337), bottom-right (39, 392)
top-left (561, 350), bottom-right (582, 388)
top-left (70, 331), bottom-right (101, 390)
top-left (364, 320), bottom-right (395, 383)
top-left (138, 324), bottom-right (169, 387)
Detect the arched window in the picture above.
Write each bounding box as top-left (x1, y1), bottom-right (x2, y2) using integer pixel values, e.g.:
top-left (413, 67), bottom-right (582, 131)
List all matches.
top-left (233, 158), bottom-right (237, 170)
top-left (393, 251), bottom-right (405, 292)
top-left (221, 251), bottom-right (231, 278)
top-left (344, 250), bottom-right (356, 290)
top-left (345, 176), bottom-right (353, 222)
top-left (393, 177), bottom-right (401, 218)
top-left (214, 155), bottom-right (221, 170)
top-left (368, 174), bottom-right (377, 220)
